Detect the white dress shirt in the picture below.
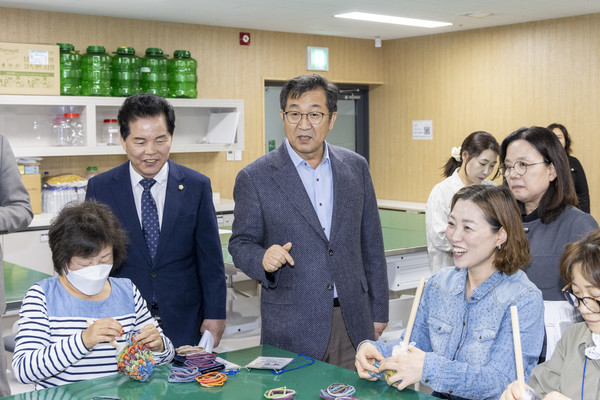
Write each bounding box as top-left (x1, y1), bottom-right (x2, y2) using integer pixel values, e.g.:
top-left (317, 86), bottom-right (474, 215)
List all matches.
top-left (128, 162), bottom-right (169, 229)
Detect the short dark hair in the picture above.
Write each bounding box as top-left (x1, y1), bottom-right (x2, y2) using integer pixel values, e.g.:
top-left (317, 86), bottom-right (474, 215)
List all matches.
top-left (442, 131), bottom-right (500, 179)
top-left (48, 201), bottom-right (129, 275)
top-left (560, 229), bottom-right (600, 288)
top-left (500, 126), bottom-right (577, 224)
top-left (118, 93), bottom-right (176, 139)
top-left (280, 74), bottom-right (339, 113)
top-left (451, 184), bottom-right (530, 274)
top-left (547, 123), bottom-right (572, 155)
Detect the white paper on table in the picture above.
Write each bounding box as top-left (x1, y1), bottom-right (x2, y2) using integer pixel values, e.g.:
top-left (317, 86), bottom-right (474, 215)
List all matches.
top-left (205, 112), bottom-right (239, 144)
top-left (244, 356), bottom-right (294, 370)
top-left (198, 330), bottom-right (215, 353)
top-left (215, 356), bottom-right (241, 372)
top-left (543, 300), bottom-right (581, 359)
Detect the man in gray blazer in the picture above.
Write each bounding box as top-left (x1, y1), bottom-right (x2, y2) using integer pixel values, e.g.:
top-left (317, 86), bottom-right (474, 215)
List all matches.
top-left (229, 74), bottom-right (388, 370)
top-left (0, 135), bottom-right (33, 396)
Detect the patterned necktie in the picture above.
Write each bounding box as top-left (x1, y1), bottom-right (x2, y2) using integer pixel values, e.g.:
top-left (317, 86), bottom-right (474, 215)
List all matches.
top-left (140, 178), bottom-right (160, 259)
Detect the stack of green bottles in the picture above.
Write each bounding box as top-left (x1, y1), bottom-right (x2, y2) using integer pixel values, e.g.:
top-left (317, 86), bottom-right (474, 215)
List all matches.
top-left (112, 46), bottom-right (142, 97)
top-left (81, 45), bottom-right (112, 96)
top-left (57, 43), bottom-right (82, 96)
top-left (141, 48), bottom-right (169, 97)
top-left (168, 50), bottom-right (197, 98)
top-left (58, 44), bottom-right (197, 98)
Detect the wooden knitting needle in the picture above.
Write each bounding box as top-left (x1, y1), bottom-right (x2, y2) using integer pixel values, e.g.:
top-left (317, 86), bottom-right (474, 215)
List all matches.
top-left (403, 277), bottom-right (426, 346)
top-left (510, 306), bottom-right (526, 395)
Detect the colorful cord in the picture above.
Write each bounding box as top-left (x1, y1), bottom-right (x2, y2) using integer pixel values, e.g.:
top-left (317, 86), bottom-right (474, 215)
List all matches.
top-left (195, 371), bottom-right (228, 387)
top-left (168, 366), bottom-right (201, 382)
top-left (319, 383), bottom-right (360, 399)
top-left (116, 331), bottom-right (155, 382)
top-left (264, 386), bottom-right (296, 399)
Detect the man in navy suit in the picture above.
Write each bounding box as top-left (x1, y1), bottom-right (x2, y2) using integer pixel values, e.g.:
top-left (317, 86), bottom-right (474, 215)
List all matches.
top-left (86, 93), bottom-right (226, 348)
top-left (229, 74), bottom-right (388, 370)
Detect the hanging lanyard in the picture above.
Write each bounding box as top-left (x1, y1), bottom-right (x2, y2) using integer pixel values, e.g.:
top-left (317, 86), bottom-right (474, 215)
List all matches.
top-left (581, 356), bottom-right (587, 400)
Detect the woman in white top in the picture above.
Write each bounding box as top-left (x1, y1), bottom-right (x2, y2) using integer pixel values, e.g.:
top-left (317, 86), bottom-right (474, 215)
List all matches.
top-left (426, 131), bottom-right (499, 273)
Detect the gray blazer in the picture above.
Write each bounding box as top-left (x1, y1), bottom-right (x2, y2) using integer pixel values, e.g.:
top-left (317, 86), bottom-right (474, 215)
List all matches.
top-left (0, 134), bottom-right (33, 314)
top-left (229, 143), bottom-right (388, 360)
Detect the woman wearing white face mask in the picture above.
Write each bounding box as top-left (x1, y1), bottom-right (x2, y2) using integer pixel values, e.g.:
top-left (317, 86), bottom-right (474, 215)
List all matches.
top-left (12, 201), bottom-right (174, 389)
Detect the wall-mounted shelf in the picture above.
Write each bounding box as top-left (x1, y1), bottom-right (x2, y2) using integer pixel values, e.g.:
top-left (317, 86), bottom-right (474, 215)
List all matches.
top-left (0, 95), bottom-right (244, 158)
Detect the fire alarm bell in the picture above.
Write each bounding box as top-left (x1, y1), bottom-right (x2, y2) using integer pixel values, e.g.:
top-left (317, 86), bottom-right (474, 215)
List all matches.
top-left (240, 32), bottom-right (251, 46)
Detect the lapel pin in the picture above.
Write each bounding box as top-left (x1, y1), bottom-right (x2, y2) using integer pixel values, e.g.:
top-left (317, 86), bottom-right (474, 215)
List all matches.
top-left (178, 184), bottom-right (184, 191)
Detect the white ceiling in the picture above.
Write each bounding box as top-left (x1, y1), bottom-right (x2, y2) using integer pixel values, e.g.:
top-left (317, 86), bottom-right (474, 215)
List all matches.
top-left (2, 0), bottom-right (600, 40)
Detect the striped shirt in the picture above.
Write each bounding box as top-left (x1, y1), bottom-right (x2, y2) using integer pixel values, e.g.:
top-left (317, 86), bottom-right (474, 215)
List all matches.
top-left (12, 276), bottom-right (175, 389)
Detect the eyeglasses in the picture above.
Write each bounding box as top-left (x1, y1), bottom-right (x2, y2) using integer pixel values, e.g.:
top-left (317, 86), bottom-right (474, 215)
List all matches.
top-left (499, 160), bottom-right (549, 177)
top-left (562, 283), bottom-right (600, 313)
top-left (283, 111), bottom-right (331, 125)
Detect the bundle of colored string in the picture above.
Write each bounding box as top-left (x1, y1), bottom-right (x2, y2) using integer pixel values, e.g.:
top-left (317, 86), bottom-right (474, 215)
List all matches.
top-left (264, 386), bottom-right (296, 399)
top-left (116, 331), bottom-right (155, 382)
top-left (168, 366), bottom-right (201, 383)
top-left (319, 383), bottom-right (361, 400)
top-left (195, 371), bottom-right (228, 387)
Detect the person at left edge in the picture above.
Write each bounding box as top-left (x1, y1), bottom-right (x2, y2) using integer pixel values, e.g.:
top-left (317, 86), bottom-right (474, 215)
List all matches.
top-left (229, 74), bottom-right (388, 370)
top-left (86, 93), bottom-right (226, 348)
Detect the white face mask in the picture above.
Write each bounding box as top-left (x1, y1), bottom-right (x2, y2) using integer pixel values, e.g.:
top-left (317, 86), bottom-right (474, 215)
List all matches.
top-left (65, 264), bottom-right (112, 296)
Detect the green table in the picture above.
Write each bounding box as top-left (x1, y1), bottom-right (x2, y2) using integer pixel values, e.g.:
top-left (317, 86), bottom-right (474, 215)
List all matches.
top-left (3, 345), bottom-right (435, 399)
top-left (3, 262), bottom-right (51, 312)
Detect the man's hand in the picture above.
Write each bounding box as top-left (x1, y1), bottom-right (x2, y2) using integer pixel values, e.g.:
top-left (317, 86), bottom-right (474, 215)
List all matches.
top-left (262, 242), bottom-right (294, 272)
top-left (200, 319), bottom-right (226, 347)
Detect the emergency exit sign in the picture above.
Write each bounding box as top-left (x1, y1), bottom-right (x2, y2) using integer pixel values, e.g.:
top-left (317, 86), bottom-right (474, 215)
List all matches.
top-left (306, 46), bottom-right (329, 71)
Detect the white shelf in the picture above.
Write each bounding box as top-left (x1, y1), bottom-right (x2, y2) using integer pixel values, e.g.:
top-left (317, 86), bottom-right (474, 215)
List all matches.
top-left (0, 95), bottom-right (244, 158)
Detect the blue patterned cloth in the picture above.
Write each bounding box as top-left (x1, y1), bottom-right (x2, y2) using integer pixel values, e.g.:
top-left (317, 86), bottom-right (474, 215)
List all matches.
top-left (368, 267), bottom-right (544, 400)
top-left (140, 178), bottom-right (160, 259)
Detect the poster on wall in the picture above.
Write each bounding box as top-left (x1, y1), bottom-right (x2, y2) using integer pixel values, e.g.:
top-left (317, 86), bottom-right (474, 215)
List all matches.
top-left (412, 120), bottom-right (433, 140)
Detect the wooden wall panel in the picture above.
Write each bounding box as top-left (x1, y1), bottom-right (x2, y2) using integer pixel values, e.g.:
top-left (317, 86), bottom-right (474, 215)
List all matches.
top-left (371, 14), bottom-right (600, 219)
top-left (0, 7), bottom-right (383, 198)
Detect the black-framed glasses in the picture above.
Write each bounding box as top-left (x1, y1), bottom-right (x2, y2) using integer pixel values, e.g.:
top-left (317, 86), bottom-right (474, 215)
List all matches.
top-left (562, 283), bottom-right (600, 313)
top-left (283, 111), bottom-right (331, 125)
top-left (499, 160), bottom-right (549, 177)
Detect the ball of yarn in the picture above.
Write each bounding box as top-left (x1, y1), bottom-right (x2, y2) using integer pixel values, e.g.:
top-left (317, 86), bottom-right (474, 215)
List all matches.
top-left (116, 332), bottom-right (155, 382)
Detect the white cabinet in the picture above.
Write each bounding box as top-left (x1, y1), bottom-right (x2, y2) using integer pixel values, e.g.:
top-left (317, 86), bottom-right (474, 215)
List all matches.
top-left (0, 95), bottom-right (244, 158)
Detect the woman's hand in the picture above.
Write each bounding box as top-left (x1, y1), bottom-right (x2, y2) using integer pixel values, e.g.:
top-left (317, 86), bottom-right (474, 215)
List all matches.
top-left (133, 324), bottom-right (165, 352)
top-left (355, 342), bottom-right (384, 380)
top-left (379, 346), bottom-right (426, 391)
top-left (83, 318), bottom-right (123, 349)
top-left (543, 392), bottom-right (572, 400)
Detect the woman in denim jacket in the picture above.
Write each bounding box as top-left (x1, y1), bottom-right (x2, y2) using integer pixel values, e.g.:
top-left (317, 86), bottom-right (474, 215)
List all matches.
top-left (356, 185), bottom-right (545, 400)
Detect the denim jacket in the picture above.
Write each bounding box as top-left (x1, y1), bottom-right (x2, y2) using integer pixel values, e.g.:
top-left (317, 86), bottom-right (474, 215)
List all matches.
top-left (371, 267), bottom-right (544, 400)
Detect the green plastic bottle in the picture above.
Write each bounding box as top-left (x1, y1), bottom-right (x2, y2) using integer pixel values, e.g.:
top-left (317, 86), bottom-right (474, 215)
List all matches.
top-left (112, 46), bottom-right (142, 97)
top-left (168, 50), bottom-right (197, 98)
top-left (141, 48), bottom-right (169, 97)
top-left (57, 43), bottom-right (81, 96)
top-left (81, 46), bottom-right (112, 96)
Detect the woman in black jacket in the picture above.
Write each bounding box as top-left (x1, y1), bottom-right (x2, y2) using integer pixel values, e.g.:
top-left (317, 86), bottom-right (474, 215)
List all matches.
top-left (547, 123), bottom-right (590, 213)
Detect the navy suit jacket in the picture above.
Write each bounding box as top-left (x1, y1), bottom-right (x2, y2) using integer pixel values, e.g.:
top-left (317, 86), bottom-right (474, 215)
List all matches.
top-left (228, 143), bottom-right (388, 360)
top-left (86, 160), bottom-right (226, 347)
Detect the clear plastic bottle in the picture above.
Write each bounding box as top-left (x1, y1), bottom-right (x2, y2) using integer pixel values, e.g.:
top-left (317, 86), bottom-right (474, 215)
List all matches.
top-left (168, 50), bottom-right (197, 98)
top-left (86, 166), bottom-right (98, 180)
top-left (52, 117), bottom-right (70, 146)
top-left (102, 119), bottom-right (120, 145)
top-left (64, 113), bottom-right (85, 146)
